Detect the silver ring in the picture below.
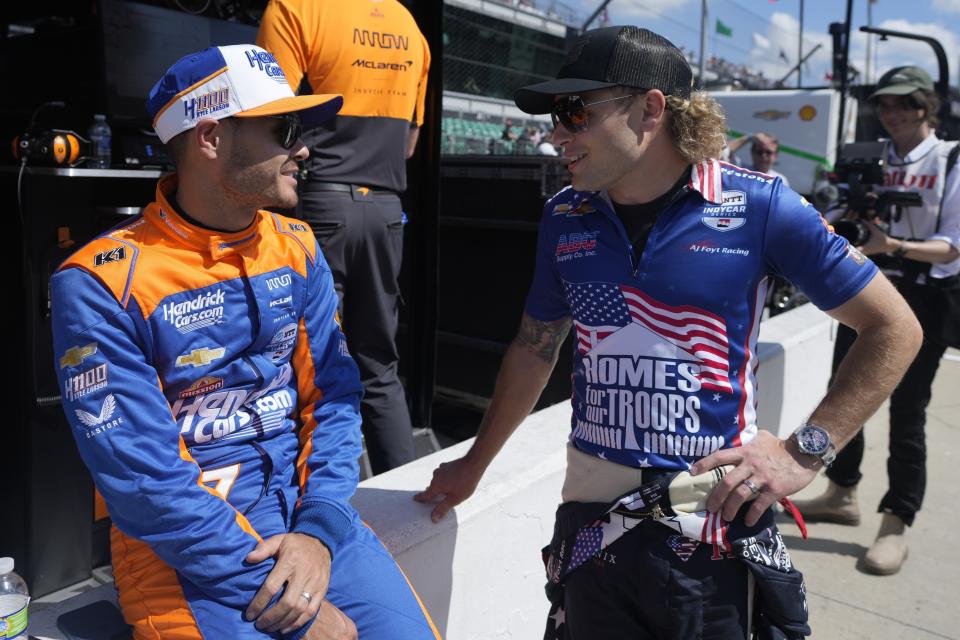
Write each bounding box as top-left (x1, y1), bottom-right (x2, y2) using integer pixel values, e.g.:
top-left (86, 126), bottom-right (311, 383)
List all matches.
top-left (742, 478), bottom-right (761, 495)
top-left (301, 591), bottom-right (312, 603)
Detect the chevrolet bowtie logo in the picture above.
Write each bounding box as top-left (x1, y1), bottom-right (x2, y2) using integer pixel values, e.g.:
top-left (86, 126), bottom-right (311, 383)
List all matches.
top-left (175, 347), bottom-right (226, 368)
top-left (357, 187), bottom-right (370, 196)
top-left (60, 343), bottom-right (98, 369)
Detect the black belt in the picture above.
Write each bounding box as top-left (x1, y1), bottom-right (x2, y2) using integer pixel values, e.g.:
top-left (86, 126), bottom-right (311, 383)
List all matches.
top-left (302, 182), bottom-right (395, 195)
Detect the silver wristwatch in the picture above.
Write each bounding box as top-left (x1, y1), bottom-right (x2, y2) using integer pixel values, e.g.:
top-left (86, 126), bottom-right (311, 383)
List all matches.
top-left (790, 423), bottom-right (837, 466)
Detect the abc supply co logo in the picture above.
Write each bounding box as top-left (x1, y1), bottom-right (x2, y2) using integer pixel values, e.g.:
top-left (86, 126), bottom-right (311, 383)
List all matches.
top-left (555, 231), bottom-right (599, 263)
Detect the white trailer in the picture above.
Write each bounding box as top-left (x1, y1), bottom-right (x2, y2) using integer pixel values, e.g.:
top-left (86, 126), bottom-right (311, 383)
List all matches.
top-left (710, 89), bottom-right (859, 196)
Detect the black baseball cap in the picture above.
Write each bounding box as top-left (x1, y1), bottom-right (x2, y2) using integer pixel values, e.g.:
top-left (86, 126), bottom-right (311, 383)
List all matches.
top-left (514, 26), bottom-right (693, 115)
top-left (868, 66), bottom-right (934, 100)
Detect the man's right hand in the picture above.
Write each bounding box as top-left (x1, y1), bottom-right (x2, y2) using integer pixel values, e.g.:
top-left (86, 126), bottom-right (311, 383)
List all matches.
top-left (305, 601), bottom-right (357, 640)
top-left (414, 456), bottom-right (486, 522)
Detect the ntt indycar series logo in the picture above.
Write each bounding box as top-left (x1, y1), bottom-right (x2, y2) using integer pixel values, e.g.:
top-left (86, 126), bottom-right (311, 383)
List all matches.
top-left (162, 289), bottom-right (225, 334)
top-left (702, 190), bottom-right (747, 232)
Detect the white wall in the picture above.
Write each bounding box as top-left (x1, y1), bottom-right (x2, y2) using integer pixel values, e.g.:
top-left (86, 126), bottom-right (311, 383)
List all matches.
top-left (31, 305), bottom-right (837, 640)
top-left (353, 303), bottom-right (838, 639)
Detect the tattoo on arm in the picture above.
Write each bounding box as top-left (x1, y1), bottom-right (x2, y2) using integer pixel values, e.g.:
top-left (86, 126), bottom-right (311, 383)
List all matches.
top-left (514, 313), bottom-right (571, 362)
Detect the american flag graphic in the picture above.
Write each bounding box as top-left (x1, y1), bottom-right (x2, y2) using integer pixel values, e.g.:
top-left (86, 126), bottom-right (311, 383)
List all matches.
top-left (565, 281), bottom-right (733, 393)
top-left (569, 521), bottom-right (604, 568)
top-left (667, 534), bottom-right (700, 562)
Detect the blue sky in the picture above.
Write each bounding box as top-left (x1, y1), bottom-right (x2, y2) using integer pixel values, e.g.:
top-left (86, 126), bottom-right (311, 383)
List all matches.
top-left (570, 0), bottom-right (960, 87)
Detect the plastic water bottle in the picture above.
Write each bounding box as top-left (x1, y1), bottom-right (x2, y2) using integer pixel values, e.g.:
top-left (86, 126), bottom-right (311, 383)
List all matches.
top-left (87, 113), bottom-right (112, 169)
top-left (0, 558), bottom-right (29, 639)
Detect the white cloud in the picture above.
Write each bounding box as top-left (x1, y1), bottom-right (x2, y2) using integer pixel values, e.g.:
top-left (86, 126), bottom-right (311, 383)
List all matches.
top-left (850, 19), bottom-right (960, 86)
top-left (752, 33), bottom-right (770, 50)
top-left (611, 0), bottom-right (693, 21)
top-left (745, 12), bottom-right (833, 85)
top-left (745, 14), bottom-right (958, 87)
top-left (932, 0), bottom-right (960, 14)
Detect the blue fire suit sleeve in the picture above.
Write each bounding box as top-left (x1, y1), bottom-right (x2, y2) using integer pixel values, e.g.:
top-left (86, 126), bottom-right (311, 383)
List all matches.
top-left (524, 201), bottom-right (571, 321)
top-left (288, 244), bottom-right (364, 558)
top-left (50, 266), bottom-right (274, 611)
top-left (764, 181), bottom-right (879, 310)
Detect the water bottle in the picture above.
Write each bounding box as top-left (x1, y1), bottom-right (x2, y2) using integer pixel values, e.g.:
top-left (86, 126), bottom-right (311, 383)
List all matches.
top-left (0, 558), bottom-right (29, 639)
top-left (87, 113), bottom-right (112, 169)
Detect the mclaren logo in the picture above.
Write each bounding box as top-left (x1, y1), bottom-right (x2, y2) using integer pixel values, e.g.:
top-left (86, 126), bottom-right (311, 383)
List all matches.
top-left (175, 347), bottom-right (226, 368)
top-left (352, 58), bottom-right (413, 72)
top-left (60, 343), bottom-right (98, 369)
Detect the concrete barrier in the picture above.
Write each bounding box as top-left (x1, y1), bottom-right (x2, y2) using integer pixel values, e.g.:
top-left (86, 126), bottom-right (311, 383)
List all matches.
top-left (352, 302), bottom-right (838, 639)
top-left (31, 304), bottom-right (837, 640)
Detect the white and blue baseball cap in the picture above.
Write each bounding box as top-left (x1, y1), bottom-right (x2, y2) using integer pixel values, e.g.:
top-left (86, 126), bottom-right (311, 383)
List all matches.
top-left (147, 44), bottom-right (342, 144)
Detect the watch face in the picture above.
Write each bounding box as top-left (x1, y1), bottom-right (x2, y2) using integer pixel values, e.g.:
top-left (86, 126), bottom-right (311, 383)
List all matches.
top-left (798, 426), bottom-right (830, 455)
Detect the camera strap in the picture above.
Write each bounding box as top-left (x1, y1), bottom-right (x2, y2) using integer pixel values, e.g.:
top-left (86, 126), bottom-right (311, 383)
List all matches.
top-left (937, 141), bottom-right (960, 234)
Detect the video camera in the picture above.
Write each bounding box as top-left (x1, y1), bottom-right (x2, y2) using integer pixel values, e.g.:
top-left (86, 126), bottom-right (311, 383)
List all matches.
top-left (819, 141), bottom-right (922, 245)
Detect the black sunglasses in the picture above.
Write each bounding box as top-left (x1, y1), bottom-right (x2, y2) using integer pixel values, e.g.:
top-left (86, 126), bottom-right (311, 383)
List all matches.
top-left (263, 113), bottom-right (303, 149)
top-left (550, 92), bottom-right (645, 133)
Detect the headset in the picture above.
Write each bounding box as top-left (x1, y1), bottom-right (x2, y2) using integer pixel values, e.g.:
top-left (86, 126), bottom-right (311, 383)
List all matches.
top-left (11, 102), bottom-right (88, 167)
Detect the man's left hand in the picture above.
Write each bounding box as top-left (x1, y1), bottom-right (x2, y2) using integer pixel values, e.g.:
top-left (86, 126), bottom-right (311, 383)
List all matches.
top-left (690, 430), bottom-right (820, 526)
top-left (245, 532), bottom-right (332, 634)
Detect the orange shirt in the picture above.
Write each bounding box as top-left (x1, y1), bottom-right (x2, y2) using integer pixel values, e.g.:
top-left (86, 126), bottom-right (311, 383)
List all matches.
top-left (258, 0), bottom-right (431, 191)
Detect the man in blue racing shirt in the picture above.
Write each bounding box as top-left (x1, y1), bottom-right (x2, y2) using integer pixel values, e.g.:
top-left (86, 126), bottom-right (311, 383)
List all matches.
top-left (416, 26), bottom-right (921, 639)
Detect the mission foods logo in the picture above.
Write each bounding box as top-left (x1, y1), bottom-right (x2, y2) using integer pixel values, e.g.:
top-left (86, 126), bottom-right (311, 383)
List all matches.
top-left (178, 376), bottom-right (225, 399)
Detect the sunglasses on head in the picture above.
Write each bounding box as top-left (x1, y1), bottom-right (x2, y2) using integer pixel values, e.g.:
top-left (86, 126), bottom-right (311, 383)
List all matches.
top-left (263, 113), bottom-right (303, 149)
top-left (550, 91), bottom-right (646, 133)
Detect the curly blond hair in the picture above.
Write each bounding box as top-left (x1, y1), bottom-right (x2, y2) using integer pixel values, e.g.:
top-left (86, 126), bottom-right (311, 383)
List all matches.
top-left (664, 91), bottom-right (727, 164)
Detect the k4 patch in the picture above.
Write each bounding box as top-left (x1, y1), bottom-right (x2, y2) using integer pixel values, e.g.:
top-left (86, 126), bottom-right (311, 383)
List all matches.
top-left (94, 246), bottom-right (127, 267)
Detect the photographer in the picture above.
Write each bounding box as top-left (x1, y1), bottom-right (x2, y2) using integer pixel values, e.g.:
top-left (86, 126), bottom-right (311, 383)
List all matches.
top-left (796, 66), bottom-right (960, 575)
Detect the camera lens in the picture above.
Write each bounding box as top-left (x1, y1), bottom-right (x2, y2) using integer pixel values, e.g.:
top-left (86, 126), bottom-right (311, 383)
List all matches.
top-left (833, 220), bottom-right (871, 246)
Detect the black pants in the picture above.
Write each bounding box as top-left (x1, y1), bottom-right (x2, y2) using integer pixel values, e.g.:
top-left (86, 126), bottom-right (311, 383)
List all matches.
top-left (299, 186), bottom-right (415, 474)
top-left (826, 323), bottom-right (947, 525)
top-left (558, 519), bottom-right (752, 640)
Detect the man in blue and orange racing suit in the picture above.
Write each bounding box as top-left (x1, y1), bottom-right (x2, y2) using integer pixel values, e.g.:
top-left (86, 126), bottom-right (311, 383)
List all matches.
top-left (51, 45), bottom-right (439, 640)
top-left (416, 26), bottom-right (922, 639)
